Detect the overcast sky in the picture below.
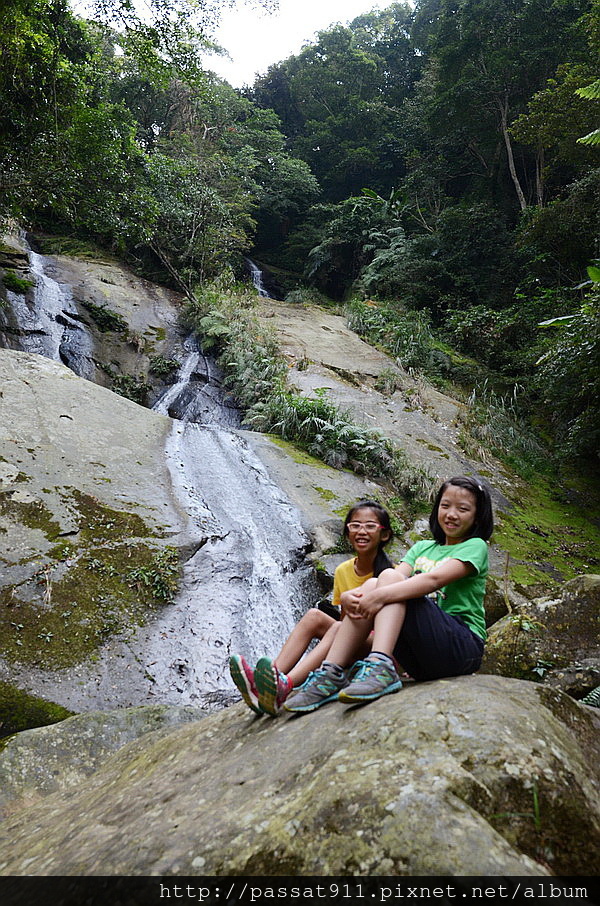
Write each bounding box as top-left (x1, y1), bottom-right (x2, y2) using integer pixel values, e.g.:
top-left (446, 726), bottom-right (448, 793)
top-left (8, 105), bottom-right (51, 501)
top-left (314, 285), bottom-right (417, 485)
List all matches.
top-left (205, 0), bottom-right (383, 87)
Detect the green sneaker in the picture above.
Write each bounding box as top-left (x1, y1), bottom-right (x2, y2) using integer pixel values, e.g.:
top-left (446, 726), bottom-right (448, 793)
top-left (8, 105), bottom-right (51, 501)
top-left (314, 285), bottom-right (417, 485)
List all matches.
top-left (254, 657), bottom-right (293, 716)
top-left (283, 663), bottom-right (347, 713)
top-left (338, 658), bottom-right (403, 703)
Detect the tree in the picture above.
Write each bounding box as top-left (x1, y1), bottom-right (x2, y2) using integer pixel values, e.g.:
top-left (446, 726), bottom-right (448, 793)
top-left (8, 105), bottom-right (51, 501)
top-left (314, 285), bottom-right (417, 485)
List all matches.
top-left (410, 0), bottom-right (591, 211)
top-left (537, 267), bottom-right (600, 457)
top-left (250, 8), bottom-right (422, 201)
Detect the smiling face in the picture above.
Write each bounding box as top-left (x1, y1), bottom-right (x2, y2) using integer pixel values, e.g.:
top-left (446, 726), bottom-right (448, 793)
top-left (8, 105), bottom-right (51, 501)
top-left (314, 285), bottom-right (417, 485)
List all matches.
top-left (345, 506), bottom-right (391, 558)
top-left (437, 485), bottom-right (477, 545)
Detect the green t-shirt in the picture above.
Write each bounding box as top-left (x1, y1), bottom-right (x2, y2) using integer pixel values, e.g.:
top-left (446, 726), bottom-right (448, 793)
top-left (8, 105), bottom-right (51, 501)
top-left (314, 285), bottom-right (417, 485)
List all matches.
top-left (401, 537), bottom-right (489, 640)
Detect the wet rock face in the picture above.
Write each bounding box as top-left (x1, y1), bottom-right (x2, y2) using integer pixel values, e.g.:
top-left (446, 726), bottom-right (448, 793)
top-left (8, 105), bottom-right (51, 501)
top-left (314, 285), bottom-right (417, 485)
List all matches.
top-left (482, 575), bottom-right (600, 696)
top-left (0, 675), bottom-right (598, 876)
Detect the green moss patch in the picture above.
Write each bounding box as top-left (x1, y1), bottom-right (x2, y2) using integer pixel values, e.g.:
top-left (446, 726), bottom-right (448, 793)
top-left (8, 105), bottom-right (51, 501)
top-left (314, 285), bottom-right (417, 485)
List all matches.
top-left (2, 270), bottom-right (35, 294)
top-left (0, 490), bottom-right (180, 668)
top-left (495, 473), bottom-right (600, 587)
top-left (314, 486), bottom-right (337, 501)
top-left (267, 435), bottom-right (331, 469)
top-left (0, 681), bottom-right (73, 739)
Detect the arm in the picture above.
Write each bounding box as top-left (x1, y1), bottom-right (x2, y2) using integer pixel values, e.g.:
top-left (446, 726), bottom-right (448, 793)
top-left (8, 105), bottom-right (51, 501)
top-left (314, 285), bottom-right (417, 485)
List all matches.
top-left (341, 563), bottom-right (412, 619)
top-left (355, 558), bottom-right (474, 619)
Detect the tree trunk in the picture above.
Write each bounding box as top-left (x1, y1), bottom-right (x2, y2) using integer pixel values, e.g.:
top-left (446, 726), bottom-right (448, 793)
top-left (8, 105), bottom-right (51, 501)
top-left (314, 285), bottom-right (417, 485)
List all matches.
top-left (497, 95), bottom-right (527, 212)
top-left (535, 144), bottom-right (544, 208)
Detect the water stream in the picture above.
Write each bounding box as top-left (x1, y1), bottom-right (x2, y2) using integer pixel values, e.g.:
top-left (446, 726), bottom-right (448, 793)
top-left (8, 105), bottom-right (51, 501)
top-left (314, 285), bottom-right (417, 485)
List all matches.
top-left (1, 250), bottom-right (95, 379)
top-left (2, 248), bottom-right (319, 711)
top-left (246, 258), bottom-right (271, 297)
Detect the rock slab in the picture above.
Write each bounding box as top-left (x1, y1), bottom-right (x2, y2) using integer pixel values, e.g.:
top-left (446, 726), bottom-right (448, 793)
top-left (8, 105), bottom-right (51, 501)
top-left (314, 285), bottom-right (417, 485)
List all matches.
top-left (0, 675), bottom-right (598, 876)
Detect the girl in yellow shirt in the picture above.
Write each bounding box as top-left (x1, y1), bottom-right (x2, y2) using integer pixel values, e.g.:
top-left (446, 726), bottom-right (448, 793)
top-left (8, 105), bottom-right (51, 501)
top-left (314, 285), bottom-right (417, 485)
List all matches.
top-left (229, 499), bottom-right (393, 716)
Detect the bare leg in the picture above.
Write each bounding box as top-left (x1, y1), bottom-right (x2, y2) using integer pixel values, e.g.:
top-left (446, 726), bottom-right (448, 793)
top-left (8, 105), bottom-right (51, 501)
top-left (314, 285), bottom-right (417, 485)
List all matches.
top-left (370, 602), bottom-right (407, 655)
top-left (287, 621), bottom-right (339, 686)
top-left (326, 614), bottom-right (375, 668)
top-left (368, 567), bottom-right (409, 656)
top-left (326, 569), bottom-right (408, 667)
top-left (274, 608), bottom-right (336, 675)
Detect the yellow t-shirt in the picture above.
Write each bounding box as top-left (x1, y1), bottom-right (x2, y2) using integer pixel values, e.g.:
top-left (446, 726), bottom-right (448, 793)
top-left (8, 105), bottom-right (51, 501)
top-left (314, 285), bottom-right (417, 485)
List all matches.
top-left (332, 558), bottom-right (374, 609)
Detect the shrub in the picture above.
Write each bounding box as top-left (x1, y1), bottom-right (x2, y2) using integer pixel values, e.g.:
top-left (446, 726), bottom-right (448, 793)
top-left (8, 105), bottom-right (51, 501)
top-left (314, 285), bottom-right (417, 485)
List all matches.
top-left (457, 380), bottom-right (549, 477)
top-left (149, 355), bottom-right (180, 377)
top-left (345, 299), bottom-right (437, 373)
top-left (185, 285), bottom-right (436, 510)
top-left (2, 270), bottom-right (34, 294)
top-left (81, 300), bottom-right (128, 333)
top-left (536, 285), bottom-right (600, 459)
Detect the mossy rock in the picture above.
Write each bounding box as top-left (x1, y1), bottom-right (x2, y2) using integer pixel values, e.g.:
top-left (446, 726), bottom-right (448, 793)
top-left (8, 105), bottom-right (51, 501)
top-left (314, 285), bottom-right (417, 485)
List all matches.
top-left (482, 574), bottom-right (600, 691)
top-left (0, 487), bottom-right (180, 669)
top-left (0, 681), bottom-right (73, 739)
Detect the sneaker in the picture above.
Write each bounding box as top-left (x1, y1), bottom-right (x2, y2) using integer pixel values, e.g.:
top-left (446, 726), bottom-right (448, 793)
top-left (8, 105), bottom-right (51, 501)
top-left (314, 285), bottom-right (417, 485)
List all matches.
top-left (283, 663), bottom-right (347, 713)
top-left (254, 657), bottom-right (293, 716)
top-left (229, 654), bottom-right (262, 715)
top-left (338, 657), bottom-right (403, 703)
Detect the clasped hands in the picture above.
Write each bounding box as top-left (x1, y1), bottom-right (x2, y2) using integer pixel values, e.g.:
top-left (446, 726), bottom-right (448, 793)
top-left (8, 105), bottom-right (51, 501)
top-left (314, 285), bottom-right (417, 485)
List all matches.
top-left (340, 588), bottom-right (384, 620)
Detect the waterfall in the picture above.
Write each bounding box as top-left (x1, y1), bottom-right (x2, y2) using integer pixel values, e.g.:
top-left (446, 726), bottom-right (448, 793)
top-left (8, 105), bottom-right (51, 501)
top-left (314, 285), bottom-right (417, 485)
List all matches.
top-left (1, 249), bottom-right (95, 379)
top-left (246, 258), bottom-right (270, 297)
top-left (152, 335), bottom-right (239, 427)
top-left (147, 339), bottom-right (319, 706)
top-left (2, 246), bottom-right (320, 711)
top-left (133, 422), bottom-right (316, 706)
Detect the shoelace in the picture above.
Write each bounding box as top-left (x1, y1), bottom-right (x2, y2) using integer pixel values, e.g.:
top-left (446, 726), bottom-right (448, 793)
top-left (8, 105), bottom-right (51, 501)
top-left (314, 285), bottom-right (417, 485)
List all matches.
top-left (355, 660), bottom-right (377, 679)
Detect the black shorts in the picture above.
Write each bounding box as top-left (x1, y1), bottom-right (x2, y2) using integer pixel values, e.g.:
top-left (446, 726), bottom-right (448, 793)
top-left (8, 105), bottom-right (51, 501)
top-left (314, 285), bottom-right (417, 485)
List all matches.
top-left (392, 596), bottom-right (485, 681)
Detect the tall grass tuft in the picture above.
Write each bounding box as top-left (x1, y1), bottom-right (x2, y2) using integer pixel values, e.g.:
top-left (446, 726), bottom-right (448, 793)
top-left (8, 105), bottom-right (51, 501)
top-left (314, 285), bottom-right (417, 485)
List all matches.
top-left (457, 380), bottom-right (548, 476)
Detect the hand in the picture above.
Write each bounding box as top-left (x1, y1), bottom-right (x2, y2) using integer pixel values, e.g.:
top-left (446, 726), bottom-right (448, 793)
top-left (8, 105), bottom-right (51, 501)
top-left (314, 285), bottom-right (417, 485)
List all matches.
top-left (354, 589), bottom-right (384, 619)
top-left (340, 589), bottom-right (365, 620)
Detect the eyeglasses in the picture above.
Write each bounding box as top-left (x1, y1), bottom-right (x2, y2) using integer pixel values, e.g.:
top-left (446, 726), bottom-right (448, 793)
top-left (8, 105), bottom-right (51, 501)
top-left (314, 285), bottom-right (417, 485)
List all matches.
top-left (346, 521), bottom-right (383, 533)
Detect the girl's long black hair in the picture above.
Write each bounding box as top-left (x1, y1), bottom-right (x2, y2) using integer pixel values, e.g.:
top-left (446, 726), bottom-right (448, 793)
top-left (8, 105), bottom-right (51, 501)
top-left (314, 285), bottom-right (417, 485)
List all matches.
top-left (343, 499), bottom-right (394, 577)
top-left (429, 476), bottom-right (494, 544)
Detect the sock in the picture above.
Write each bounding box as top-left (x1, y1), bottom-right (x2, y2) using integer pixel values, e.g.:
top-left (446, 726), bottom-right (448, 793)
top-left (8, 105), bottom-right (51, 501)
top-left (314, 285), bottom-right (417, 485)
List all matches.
top-left (367, 651), bottom-right (396, 670)
top-left (322, 660), bottom-right (345, 678)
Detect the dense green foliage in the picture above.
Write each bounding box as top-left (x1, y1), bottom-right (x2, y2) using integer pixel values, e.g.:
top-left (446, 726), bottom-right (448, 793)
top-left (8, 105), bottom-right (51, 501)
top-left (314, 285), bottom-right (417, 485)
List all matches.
top-left (0, 0), bottom-right (315, 290)
top-left (1, 0), bottom-right (599, 461)
top-left (249, 0), bottom-right (600, 460)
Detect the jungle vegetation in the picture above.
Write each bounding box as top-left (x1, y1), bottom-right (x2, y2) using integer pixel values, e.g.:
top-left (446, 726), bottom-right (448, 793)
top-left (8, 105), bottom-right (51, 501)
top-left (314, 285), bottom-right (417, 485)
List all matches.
top-left (1, 0), bottom-right (599, 462)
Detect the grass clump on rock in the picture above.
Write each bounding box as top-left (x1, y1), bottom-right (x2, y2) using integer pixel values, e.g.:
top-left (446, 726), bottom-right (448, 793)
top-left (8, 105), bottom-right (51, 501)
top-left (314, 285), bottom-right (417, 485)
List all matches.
top-left (2, 270), bottom-right (35, 294)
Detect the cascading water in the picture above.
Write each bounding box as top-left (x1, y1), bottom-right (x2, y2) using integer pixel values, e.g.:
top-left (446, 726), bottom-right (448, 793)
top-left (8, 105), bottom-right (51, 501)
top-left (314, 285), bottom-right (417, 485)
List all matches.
top-left (153, 335), bottom-right (239, 427)
top-left (135, 422), bottom-right (316, 706)
top-left (2, 245), bottom-right (320, 710)
top-left (246, 258), bottom-right (270, 297)
top-left (1, 248), bottom-right (95, 379)
top-left (144, 335), bottom-right (320, 707)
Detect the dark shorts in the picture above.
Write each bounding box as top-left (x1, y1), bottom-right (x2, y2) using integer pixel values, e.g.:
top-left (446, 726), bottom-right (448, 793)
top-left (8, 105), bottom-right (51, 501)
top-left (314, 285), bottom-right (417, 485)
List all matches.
top-left (392, 596), bottom-right (485, 681)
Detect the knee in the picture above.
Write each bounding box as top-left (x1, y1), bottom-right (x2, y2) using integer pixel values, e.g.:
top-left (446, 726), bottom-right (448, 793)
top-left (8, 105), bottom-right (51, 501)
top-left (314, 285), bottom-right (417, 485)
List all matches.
top-left (299, 607), bottom-right (334, 636)
top-left (376, 568), bottom-right (397, 585)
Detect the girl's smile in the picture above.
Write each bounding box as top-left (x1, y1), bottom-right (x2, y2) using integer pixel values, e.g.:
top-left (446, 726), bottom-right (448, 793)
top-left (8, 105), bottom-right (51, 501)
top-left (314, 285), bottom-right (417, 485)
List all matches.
top-left (347, 507), bottom-right (390, 558)
top-left (437, 486), bottom-right (477, 544)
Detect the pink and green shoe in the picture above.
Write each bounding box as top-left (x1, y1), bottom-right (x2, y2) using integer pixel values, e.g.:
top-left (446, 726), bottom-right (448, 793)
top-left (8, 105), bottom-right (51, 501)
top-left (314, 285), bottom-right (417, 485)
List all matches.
top-left (254, 657), bottom-right (293, 716)
top-left (229, 654), bottom-right (262, 715)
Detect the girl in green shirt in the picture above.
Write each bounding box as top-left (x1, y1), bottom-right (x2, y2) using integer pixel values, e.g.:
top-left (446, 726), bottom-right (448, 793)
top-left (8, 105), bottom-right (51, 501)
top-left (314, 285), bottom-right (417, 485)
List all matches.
top-left (285, 476), bottom-right (494, 711)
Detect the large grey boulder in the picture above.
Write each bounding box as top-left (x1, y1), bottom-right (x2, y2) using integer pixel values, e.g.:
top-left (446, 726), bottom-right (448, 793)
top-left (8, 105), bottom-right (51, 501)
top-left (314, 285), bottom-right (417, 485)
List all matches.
top-left (0, 704), bottom-right (205, 819)
top-left (0, 675), bottom-right (597, 876)
top-left (0, 349), bottom-right (194, 673)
